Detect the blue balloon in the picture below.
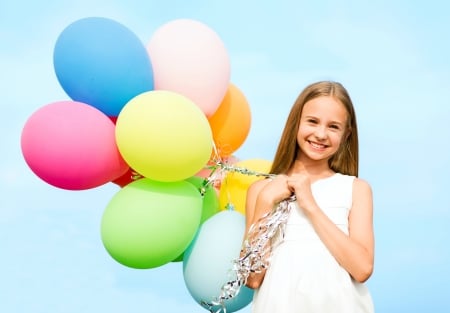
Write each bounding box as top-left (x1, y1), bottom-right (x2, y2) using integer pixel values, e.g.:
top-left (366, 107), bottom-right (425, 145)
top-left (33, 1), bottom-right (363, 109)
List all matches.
top-left (53, 17), bottom-right (154, 116)
top-left (183, 210), bottom-right (254, 312)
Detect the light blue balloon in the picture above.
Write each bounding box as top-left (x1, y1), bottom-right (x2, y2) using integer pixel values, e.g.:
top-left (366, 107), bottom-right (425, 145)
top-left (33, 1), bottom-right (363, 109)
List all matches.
top-left (183, 210), bottom-right (254, 312)
top-left (53, 17), bottom-right (154, 116)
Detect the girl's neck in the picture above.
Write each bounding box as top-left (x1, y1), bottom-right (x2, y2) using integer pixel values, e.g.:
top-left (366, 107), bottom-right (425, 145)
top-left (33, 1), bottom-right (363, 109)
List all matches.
top-left (290, 159), bottom-right (334, 178)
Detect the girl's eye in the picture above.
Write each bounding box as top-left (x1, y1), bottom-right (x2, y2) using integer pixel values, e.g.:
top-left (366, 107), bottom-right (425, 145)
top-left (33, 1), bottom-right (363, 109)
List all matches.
top-left (330, 124), bottom-right (340, 130)
top-left (307, 119), bottom-right (317, 124)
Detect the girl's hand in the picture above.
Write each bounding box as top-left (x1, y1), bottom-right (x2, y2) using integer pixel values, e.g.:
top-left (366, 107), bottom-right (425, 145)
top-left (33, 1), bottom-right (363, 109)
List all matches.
top-left (260, 174), bottom-right (292, 205)
top-left (286, 167), bottom-right (317, 213)
top-left (251, 175), bottom-right (292, 220)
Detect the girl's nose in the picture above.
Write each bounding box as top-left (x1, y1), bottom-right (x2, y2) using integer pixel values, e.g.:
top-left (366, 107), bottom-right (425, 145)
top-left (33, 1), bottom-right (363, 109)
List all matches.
top-left (314, 126), bottom-right (327, 140)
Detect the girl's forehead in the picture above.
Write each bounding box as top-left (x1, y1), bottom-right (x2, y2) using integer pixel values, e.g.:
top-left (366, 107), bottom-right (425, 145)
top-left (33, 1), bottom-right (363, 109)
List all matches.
top-left (301, 96), bottom-right (348, 122)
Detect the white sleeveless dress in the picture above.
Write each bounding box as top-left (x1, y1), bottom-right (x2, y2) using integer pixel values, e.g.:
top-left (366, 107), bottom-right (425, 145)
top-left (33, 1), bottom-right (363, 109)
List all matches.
top-left (251, 173), bottom-right (374, 313)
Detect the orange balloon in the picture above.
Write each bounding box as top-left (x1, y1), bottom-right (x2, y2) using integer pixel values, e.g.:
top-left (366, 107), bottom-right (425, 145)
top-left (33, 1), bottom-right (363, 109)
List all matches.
top-left (208, 84), bottom-right (251, 157)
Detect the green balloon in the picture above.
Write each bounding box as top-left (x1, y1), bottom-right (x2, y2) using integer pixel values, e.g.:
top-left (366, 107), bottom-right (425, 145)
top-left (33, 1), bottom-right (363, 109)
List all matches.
top-left (101, 178), bottom-right (202, 269)
top-left (186, 176), bottom-right (220, 223)
top-left (171, 176), bottom-right (220, 263)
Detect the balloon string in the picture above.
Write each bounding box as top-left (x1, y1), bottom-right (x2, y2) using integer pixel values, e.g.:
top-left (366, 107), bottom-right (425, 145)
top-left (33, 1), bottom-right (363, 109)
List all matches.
top-left (199, 140), bottom-right (275, 194)
top-left (199, 159), bottom-right (275, 196)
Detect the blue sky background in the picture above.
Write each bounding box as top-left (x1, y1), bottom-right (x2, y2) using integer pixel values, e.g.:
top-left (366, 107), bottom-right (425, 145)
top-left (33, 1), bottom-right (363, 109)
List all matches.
top-left (1, 0), bottom-right (450, 312)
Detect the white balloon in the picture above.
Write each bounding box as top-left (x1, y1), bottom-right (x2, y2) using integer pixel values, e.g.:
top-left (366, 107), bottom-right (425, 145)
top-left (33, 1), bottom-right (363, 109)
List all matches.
top-left (147, 18), bottom-right (231, 117)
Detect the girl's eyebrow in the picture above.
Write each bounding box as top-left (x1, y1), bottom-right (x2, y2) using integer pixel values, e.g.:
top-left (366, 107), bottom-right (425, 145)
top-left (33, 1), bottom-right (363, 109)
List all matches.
top-left (303, 115), bottom-right (344, 125)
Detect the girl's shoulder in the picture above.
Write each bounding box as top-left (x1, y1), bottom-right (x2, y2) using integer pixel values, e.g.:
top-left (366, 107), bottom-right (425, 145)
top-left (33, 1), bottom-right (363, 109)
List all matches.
top-left (352, 176), bottom-right (373, 196)
top-left (335, 173), bottom-right (371, 187)
top-left (333, 173), bottom-right (372, 195)
top-left (249, 177), bottom-right (272, 192)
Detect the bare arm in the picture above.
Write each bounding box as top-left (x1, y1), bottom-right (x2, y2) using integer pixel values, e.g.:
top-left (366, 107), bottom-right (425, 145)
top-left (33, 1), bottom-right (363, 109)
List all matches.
top-left (302, 178), bottom-right (374, 282)
top-left (242, 176), bottom-right (292, 289)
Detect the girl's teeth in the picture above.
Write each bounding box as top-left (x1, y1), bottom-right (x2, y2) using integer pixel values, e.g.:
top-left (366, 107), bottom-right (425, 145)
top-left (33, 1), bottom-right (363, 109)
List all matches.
top-left (311, 142), bottom-right (325, 149)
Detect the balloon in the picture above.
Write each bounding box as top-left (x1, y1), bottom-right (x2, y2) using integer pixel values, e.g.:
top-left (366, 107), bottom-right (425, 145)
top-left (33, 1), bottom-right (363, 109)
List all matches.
top-left (101, 178), bottom-right (202, 269)
top-left (219, 159), bottom-right (272, 215)
top-left (53, 17), bottom-right (154, 116)
top-left (111, 167), bottom-right (138, 188)
top-left (115, 90), bottom-right (213, 182)
top-left (208, 84), bottom-right (251, 157)
top-left (21, 101), bottom-right (128, 190)
top-left (172, 176), bottom-right (220, 263)
top-left (183, 210), bottom-right (254, 312)
top-left (186, 176), bottom-right (220, 224)
top-left (147, 19), bottom-right (230, 117)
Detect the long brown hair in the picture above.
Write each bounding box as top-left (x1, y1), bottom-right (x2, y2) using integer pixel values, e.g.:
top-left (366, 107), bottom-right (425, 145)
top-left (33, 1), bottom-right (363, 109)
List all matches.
top-left (270, 81), bottom-right (359, 177)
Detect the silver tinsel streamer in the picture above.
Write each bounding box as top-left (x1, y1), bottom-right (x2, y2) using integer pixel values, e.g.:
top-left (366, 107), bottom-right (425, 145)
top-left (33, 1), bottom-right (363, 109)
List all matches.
top-left (199, 160), bottom-right (296, 313)
top-left (198, 160), bottom-right (273, 196)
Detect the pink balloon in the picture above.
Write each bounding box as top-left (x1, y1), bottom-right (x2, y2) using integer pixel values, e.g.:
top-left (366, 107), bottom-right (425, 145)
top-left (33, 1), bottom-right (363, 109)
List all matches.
top-left (21, 101), bottom-right (129, 190)
top-left (147, 19), bottom-right (230, 117)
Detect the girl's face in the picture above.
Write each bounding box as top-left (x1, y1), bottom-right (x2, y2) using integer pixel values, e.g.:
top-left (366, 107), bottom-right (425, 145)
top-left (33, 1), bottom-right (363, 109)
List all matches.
top-left (297, 96), bottom-right (348, 163)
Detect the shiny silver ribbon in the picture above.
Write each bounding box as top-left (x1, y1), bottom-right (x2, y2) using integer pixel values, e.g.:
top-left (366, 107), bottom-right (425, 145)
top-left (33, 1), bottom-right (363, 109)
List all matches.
top-left (198, 161), bottom-right (273, 196)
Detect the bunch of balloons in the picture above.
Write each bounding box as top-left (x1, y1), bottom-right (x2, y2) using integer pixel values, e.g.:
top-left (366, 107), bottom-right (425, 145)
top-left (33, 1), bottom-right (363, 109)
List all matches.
top-left (20, 16), bottom-right (270, 312)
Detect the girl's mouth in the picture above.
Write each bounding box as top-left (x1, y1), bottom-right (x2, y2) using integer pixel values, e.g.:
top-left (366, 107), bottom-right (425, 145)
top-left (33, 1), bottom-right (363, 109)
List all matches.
top-left (308, 141), bottom-right (327, 150)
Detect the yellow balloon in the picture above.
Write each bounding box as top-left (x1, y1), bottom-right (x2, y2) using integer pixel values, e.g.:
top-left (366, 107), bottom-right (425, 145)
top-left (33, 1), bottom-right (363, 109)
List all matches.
top-left (219, 158), bottom-right (272, 215)
top-left (116, 90), bottom-right (213, 182)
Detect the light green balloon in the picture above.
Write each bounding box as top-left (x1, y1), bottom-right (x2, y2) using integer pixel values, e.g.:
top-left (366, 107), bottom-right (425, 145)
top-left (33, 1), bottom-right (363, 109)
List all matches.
top-left (172, 176), bottom-right (221, 263)
top-left (186, 176), bottom-right (220, 223)
top-left (101, 178), bottom-right (202, 269)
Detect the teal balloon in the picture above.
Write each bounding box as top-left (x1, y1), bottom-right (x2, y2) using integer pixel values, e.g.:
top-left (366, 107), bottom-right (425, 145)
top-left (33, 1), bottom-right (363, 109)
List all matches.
top-left (53, 17), bottom-right (154, 116)
top-left (183, 210), bottom-right (254, 312)
top-left (101, 178), bottom-right (202, 269)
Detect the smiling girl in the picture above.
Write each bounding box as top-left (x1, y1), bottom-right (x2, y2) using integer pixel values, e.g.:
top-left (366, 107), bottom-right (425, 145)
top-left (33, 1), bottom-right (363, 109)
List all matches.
top-left (245, 81), bottom-right (375, 313)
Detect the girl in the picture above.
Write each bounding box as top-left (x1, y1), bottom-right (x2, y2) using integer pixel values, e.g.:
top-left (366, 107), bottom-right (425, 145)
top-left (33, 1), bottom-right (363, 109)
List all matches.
top-left (244, 81), bottom-right (374, 312)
